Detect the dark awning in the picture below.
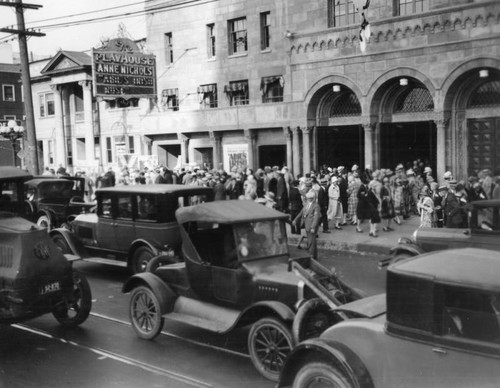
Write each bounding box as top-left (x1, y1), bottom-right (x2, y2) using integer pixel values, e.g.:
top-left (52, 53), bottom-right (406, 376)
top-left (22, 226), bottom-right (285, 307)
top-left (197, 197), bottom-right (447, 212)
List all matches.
top-left (260, 76), bottom-right (284, 95)
top-left (197, 84), bottom-right (217, 94)
top-left (224, 82), bottom-right (247, 93)
top-left (162, 88), bottom-right (178, 97)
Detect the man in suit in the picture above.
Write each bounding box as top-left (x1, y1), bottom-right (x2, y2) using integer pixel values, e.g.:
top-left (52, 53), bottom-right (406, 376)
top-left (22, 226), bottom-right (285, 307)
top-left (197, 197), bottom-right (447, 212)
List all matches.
top-left (439, 185), bottom-right (460, 228)
top-left (293, 190), bottom-right (321, 260)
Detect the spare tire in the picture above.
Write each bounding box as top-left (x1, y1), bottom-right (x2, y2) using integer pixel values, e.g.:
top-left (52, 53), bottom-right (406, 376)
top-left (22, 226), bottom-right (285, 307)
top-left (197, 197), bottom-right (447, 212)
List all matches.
top-left (292, 298), bottom-right (341, 343)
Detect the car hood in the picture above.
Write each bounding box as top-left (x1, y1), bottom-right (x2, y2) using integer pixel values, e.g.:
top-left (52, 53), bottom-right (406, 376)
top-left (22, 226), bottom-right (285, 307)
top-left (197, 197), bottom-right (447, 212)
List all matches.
top-left (242, 256), bottom-right (300, 286)
top-left (415, 226), bottom-right (470, 242)
top-left (331, 293), bottom-right (386, 319)
top-left (74, 213), bottom-right (98, 223)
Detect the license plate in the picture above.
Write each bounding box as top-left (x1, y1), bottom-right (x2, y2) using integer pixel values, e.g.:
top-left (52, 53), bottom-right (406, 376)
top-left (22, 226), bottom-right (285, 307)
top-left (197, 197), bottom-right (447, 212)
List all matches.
top-left (40, 281), bottom-right (61, 295)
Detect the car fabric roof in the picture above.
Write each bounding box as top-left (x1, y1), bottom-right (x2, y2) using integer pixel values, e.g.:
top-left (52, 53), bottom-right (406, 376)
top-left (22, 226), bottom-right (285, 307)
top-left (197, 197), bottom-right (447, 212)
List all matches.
top-left (470, 199), bottom-right (500, 207)
top-left (95, 184), bottom-right (213, 195)
top-left (25, 178), bottom-right (74, 186)
top-left (0, 166), bottom-right (32, 180)
top-left (176, 200), bottom-right (289, 224)
top-left (390, 248), bottom-right (500, 292)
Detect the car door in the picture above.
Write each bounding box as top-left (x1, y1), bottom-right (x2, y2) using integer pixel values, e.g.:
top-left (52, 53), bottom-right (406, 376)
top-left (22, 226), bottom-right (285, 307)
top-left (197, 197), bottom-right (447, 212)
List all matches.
top-left (96, 193), bottom-right (120, 252)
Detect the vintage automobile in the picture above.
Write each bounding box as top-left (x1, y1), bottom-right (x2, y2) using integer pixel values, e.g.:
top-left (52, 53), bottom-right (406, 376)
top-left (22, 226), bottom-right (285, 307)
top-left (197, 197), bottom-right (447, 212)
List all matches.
top-left (50, 184), bottom-right (214, 273)
top-left (0, 167), bottom-right (91, 327)
top-left (122, 200), bottom-right (363, 381)
top-left (24, 176), bottom-right (95, 230)
top-left (381, 199), bottom-right (500, 267)
top-left (0, 166), bottom-right (32, 215)
top-left (278, 248), bottom-right (500, 388)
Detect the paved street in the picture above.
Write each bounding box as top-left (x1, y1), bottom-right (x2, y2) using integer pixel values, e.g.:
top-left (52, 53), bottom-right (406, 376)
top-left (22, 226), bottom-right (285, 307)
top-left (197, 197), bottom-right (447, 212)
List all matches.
top-left (0, 246), bottom-right (387, 388)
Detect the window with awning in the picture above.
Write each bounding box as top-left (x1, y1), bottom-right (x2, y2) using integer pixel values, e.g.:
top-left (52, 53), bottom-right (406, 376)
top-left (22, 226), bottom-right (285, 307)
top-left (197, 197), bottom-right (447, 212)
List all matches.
top-left (260, 76), bottom-right (284, 103)
top-left (224, 80), bottom-right (248, 106)
top-left (161, 88), bottom-right (179, 111)
top-left (198, 84), bottom-right (218, 108)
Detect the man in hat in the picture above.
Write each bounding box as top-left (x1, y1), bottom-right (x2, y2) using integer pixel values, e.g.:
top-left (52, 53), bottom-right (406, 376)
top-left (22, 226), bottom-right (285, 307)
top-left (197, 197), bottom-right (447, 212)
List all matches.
top-left (289, 180), bottom-right (303, 235)
top-left (312, 177), bottom-right (330, 233)
top-left (293, 190), bottom-right (321, 260)
top-left (439, 185), bottom-right (458, 228)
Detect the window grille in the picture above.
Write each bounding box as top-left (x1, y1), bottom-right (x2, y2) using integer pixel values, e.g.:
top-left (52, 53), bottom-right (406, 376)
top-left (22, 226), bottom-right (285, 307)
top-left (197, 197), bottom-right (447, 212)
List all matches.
top-left (394, 87), bottom-right (434, 113)
top-left (329, 91), bottom-right (362, 117)
top-left (228, 17), bottom-right (247, 55)
top-left (468, 80), bottom-right (500, 109)
top-left (397, 0), bottom-right (429, 16)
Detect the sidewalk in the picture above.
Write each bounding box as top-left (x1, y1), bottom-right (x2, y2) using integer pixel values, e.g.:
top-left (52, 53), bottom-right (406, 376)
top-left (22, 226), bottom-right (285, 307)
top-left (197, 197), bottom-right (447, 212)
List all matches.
top-left (287, 215), bottom-right (421, 256)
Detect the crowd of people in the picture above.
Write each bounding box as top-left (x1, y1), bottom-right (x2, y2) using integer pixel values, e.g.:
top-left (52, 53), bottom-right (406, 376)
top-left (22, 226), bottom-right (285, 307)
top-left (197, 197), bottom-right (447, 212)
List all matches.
top-left (44, 159), bottom-right (500, 260)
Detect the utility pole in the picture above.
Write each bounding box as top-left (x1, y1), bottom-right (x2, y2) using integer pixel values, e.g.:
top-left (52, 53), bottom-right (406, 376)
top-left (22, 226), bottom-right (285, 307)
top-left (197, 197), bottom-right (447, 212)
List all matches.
top-left (0, 0), bottom-right (45, 174)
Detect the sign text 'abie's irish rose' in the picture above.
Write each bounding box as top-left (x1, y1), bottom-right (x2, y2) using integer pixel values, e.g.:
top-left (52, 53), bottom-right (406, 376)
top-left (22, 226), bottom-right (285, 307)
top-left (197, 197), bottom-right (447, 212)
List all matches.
top-left (92, 38), bottom-right (156, 99)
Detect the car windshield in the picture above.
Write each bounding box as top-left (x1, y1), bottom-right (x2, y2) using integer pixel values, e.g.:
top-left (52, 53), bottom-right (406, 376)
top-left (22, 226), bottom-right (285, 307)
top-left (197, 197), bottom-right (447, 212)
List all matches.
top-left (38, 181), bottom-right (74, 200)
top-left (234, 219), bottom-right (288, 261)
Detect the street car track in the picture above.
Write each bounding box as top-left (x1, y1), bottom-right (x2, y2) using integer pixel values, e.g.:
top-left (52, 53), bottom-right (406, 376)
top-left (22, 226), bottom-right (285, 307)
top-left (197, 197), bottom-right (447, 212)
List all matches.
top-left (90, 311), bottom-right (250, 359)
top-left (12, 323), bottom-right (213, 388)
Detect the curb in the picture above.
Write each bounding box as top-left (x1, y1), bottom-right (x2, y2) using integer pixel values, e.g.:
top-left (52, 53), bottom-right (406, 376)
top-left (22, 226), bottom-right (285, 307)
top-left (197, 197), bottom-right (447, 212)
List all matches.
top-left (287, 235), bottom-right (392, 257)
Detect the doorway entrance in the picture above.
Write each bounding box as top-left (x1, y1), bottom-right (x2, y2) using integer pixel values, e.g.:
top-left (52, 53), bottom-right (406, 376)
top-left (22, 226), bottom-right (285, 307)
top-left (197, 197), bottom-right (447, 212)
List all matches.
top-left (157, 144), bottom-right (180, 168)
top-left (380, 122), bottom-right (436, 170)
top-left (468, 118), bottom-right (500, 176)
top-left (316, 125), bottom-right (364, 169)
top-left (258, 145), bottom-right (286, 169)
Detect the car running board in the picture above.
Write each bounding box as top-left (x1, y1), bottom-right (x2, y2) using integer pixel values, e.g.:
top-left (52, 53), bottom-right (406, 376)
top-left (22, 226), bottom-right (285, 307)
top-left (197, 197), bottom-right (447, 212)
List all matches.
top-left (82, 257), bottom-right (128, 268)
top-left (164, 296), bottom-right (240, 333)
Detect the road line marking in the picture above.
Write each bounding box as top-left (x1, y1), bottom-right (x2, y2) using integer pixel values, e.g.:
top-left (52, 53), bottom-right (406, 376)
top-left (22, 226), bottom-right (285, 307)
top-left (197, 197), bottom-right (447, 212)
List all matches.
top-left (12, 323), bottom-right (213, 388)
top-left (90, 312), bottom-right (250, 359)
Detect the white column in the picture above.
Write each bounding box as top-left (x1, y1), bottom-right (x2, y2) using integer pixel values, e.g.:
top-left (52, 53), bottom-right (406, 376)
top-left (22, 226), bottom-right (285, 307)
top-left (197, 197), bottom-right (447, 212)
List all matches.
top-left (292, 127), bottom-right (301, 177)
top-left (79, 80), bottom-right (95, 163)
top-left (244, 129), bottom-right (256, 170)
top-left (284, 127), bottom-right (292, 170)
top-left (51, 84), bottom-right (66, 168)
top-left (209, 131), bottom-right (222, 171)
top-left (435, 118), bottom-right (447, 185)
top-left (301, 127), bottom-right (311, 174)
top-left (363, 122), bottom-right (374, 170)
top-left (178, 134), bottom-right (189, 166)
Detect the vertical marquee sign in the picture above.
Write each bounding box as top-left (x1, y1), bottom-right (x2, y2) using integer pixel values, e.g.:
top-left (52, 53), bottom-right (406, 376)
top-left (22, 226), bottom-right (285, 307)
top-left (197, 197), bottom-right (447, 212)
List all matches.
top-left (92, 38), bottom-right (156, 99)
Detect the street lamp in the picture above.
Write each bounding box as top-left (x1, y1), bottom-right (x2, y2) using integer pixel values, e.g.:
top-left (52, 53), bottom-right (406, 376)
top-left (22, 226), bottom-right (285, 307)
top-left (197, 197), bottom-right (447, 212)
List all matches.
top-left (0, 120), bottom-right (25, 167)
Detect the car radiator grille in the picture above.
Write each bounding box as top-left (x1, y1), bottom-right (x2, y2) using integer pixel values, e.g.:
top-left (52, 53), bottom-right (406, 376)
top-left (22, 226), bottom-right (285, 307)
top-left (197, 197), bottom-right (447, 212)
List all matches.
top-left (0, 245), bottom-right (13, 268)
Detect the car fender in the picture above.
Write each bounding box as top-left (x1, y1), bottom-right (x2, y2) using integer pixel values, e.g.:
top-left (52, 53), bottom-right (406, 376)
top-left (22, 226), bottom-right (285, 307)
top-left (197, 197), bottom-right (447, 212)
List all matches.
top-left (235, 300), bottom-right (295, 329)
top-left (35, 209), bottom-right (56, 224)
top-left (128, 239), bottom-right (160, 259)
top-left (389, 242), bottom-right (423, 257)
top-left (278, 338), bottom-right (375, 388)
top-left (122, 272), bottom-right (177, 315)
top-left (49, 228), bottom-right (90, 258)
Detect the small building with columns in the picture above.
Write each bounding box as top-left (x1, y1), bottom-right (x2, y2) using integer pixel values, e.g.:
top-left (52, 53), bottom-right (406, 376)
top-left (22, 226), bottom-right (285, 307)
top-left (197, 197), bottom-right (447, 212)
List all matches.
top-left (30, 0), bottom-right (500, 183)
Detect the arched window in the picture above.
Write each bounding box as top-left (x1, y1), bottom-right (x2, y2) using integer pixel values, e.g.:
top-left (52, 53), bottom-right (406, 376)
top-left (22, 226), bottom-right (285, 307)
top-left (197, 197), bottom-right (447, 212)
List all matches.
top-left (394, 87), bottom-right (434, 113)
top-left (467, 80), bottom-right (500, 109)
top-left (329, 91), bottom-right (361, 117)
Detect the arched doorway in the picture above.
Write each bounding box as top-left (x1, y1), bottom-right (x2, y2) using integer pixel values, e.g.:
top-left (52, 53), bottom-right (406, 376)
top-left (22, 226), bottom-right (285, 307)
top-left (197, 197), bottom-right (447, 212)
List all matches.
top-left (375, 78), bottom-right (436, 171)
top-left (314, 86), bottom-right (364, 169)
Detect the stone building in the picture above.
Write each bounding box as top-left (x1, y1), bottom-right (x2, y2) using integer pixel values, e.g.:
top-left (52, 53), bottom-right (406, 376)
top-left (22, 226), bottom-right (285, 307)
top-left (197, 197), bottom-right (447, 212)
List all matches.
top-left (142, 0), bottom-right (500, 181)
top-left (30, 0), bottom-right (500, 181)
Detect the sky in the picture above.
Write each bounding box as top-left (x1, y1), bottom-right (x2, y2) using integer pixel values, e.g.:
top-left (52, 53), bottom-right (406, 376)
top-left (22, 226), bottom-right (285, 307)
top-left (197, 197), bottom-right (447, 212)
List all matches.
top-left (0, 0), bottom-right (147, 57)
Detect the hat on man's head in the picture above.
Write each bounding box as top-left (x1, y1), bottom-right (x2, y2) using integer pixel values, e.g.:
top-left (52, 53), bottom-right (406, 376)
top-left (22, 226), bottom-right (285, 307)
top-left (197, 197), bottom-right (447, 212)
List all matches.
top-left (351, 164), bottom-right (359, 171)
top-left (443, 171), bottom-right (452, 179)
top-left (331, 176), bottom-right (338, 183)
top-left (406, 169), bottom-right (415, 176)
top-left (424, 167), bottom-right (432, 174)
top-left (337, 166), bottom-right (345, 173)
top-left (438, 185), bottom-right (448, 191)
top-left (395, 163), bottom-right (404, 171)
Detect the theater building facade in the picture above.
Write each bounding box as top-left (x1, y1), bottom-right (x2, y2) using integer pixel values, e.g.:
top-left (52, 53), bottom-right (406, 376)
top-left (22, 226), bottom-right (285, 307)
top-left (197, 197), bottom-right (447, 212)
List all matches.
top-left (31, 0), bottom-right (500, 182)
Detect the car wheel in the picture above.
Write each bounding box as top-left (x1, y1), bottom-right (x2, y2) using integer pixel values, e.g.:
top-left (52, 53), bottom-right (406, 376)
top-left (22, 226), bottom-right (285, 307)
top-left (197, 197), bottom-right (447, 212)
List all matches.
top-left (146, 255), bottom-right (178, 273)
top-left (392, 252), bottom-right (413, 265)
top-left (293, 298), bottom-right (341, 343)
top-left (131, 246), bottom-right (155, 274)
top-left (129, 286), bottom-right (164, 340)
top-left (37, 214), bottom-right (52, 230)
top-left (293, 362), bottom-right (354, 388)
top-left (248, 317), bottom-right (294, 381)
top-left (52, 234), bottom-right (71, 255)
top-left (53, 270), bottom-right (92, 327)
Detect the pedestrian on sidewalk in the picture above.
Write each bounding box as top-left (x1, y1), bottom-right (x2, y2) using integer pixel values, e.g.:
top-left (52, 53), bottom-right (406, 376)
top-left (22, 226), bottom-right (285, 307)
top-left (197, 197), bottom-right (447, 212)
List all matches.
top-left (289, 180), bottom-right (303, 235)
top-left (367, 180), bottom-right (381, 237)
top-left (313, 178), bottom-right (330, 233)
top-left (347, 172), bottom-right (361, 225)
top-left (326, 176), bottom-right (343, 230)
top-left (355, 180), bottom-right (371, 233)
top-left (381, 177), bottom-right (395, 232)
top-left (417, 186), bottom-right (435, 228)
top-left (293, 190), bottom-right (321, 260)
top-left (337, 166), bottom-right (349, 225)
